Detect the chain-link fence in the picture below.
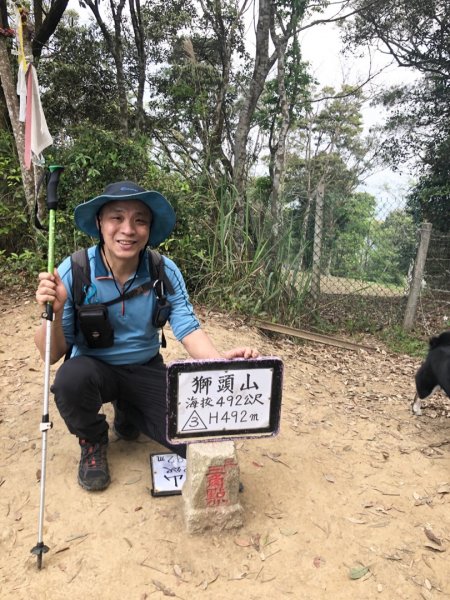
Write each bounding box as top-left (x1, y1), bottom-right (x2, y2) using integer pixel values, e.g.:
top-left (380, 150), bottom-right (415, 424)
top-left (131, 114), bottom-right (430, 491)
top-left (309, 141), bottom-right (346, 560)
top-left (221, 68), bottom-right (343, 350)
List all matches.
top-left (291, 190), bottom-right (450, 337)
top-left (425, 230), bottom-right (450, 293)
top-left (412, 229), bottom-right (450, 335)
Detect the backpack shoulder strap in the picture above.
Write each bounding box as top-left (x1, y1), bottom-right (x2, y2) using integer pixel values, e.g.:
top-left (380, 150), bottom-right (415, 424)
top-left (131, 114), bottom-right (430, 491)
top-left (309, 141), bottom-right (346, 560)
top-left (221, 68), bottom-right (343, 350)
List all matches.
top-left (65, 248), bottom-right (90, 361)
top-left (147, 249), bottom-right (173, 349)
top-left (147, 249), bottom-right (175, 295)
top-left (70, 248), bottom-right (91, 307)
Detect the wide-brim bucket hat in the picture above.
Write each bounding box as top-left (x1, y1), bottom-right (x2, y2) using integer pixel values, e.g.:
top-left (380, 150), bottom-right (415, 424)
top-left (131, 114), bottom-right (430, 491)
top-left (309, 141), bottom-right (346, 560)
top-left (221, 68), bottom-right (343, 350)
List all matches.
top-left (74, 181), bottom-right (176, 247)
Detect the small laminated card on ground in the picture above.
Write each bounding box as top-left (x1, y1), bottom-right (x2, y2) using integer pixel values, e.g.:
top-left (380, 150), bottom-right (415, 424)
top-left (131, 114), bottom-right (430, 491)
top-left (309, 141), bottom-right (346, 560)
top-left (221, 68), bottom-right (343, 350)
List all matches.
top-left (149, 453), bottom-right (186, 496)
top-left (167, 357), bottom-right (283, 444)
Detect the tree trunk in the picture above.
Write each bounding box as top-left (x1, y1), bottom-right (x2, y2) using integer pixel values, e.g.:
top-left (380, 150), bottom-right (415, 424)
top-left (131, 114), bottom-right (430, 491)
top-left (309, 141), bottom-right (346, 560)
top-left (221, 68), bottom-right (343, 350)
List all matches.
top-left (33, 0), bottom-right (43, 34)
top-left (31, 0), bottom-right (69, 62)
top-left (299, 119), bottom-right (313, 266)
top-left (205, 0), bottom-right (233, 178)
top-left (233, 0), bottom-right (273, 213)
top-left (196, 0), bottom-right (247, 180)
top-left (84, 0), bottom-right (128, 136)
top-left (0, 0), bottom-right (68, 226)
top-left (268, 21), bottom-right (290, 249)
top-left (233, 0), bottom-right (304, 226)
top-left (129, 0), bottom-right (146, 133)
top-left (0, 0), bottom-right (9, 29)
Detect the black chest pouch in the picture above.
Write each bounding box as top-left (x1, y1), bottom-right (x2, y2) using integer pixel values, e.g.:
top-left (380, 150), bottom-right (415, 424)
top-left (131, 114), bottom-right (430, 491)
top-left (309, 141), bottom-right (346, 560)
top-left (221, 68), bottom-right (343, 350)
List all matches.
top-left (75, 273), bottom-right (171, 349)
top-left (152, 279), bottom-right (171, 328)
top-left (77, 304), bottom-right (114, 348)
top-left (153, 296), bottom-right (171, 328)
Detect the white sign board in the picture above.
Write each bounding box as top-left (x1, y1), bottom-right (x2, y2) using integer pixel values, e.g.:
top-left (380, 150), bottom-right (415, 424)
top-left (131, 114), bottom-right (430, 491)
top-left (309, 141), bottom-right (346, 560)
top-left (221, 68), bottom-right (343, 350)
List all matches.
top-left (167, 358), bottom-right (283, 443)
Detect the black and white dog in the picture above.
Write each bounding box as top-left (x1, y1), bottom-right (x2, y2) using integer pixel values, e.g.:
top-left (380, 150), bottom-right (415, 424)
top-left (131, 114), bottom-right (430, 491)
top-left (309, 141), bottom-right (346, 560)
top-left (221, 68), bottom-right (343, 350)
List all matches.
top-left (412, 331), bottom-right (450, 416)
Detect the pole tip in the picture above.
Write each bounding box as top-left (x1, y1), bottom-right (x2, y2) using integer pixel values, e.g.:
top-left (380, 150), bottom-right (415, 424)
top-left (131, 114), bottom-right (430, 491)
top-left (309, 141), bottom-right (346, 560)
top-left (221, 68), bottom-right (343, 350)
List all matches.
top-left (31, 542), bottom-right (49, 569)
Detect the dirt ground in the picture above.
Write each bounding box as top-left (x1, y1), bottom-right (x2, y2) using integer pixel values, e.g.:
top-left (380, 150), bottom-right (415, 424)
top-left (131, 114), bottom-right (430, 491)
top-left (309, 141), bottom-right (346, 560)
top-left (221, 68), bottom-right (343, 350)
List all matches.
top-left (1, 290), bottom-right (450, 600)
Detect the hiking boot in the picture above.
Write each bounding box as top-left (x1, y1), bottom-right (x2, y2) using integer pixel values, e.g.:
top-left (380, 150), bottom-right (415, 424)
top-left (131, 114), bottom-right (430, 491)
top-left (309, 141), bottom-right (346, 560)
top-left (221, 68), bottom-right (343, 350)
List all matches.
top-left (78, 439), bottom-right (111, 491)
top-left (112, 420), bottom-right (140, 441)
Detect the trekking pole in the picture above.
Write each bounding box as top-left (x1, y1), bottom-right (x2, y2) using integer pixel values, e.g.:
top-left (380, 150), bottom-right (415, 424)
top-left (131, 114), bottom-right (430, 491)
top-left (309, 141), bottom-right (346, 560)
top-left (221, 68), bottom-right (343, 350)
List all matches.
top-left (31, 165), bottom-right (64, 570)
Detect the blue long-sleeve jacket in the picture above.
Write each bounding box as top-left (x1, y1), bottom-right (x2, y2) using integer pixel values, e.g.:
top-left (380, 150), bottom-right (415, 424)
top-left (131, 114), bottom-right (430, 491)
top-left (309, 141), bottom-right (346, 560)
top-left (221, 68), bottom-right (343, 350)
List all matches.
top-left (58, 245), bottom-right (200, 365)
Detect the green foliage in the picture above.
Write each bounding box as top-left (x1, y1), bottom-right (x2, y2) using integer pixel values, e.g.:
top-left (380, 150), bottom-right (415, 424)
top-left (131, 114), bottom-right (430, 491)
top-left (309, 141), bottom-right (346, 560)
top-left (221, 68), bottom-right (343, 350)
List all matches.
top-left (285, 156), bottom-right (365, 269)
top-left (283, 85), bottom-right (376, 273)
top-left (187, 185), bottom-right (311, 325)
top-left (345, 0), bottom-right (449, 80)
top-left (377, 77), bottom-right (450, 234)
top-left (0, 130), bottom-right (31, 254)
top-left (1, 0), bottom-right (430, 345)
top-left (365, 210), bottom-right (416, 285)
top-left (143, 169), bottom-right (213, 286)
top-left (43, 124), bottom-right (151, 259)
top-left (407, 176), bottom-right (450, 233)
top-left (327, 191), bottom-right (376, 278)
top-left (0, 130), bottom-right (57, 285)
top-left (39, 22), bottom-right (122, 132)
top-left (345, 2), bottom-right (450, 233)
top-left (0, 249), bottom-right (45, 290)
top-left (151, 34), bottom-right (228, 174)
top-left (255, 36), bottom-right (311, 132)
top-left (379, 325), bottom-right (428, 357)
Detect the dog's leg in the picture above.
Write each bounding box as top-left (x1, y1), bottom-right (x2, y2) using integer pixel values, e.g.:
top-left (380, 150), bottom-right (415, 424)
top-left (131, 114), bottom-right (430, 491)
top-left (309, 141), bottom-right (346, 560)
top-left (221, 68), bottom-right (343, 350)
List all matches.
top-left (411, 386), bottom-right (441, 416)
top-left (411, 393), bottom-right (422, 416)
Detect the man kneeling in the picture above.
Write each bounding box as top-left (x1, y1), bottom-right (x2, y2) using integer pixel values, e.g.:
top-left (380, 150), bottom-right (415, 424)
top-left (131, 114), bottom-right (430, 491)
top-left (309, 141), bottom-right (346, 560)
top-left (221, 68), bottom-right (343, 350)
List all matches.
top-left (35, 181), bottom-right (258, 491)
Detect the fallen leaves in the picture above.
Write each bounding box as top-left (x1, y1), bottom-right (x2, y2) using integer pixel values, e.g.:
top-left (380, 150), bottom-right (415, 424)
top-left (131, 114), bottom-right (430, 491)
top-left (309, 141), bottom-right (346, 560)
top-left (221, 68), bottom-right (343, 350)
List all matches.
top-left (424, 542), bottom-right (446, 553)
top-left (233, 532), bottom-right (281, 564)
top-left (152, 579), bottom-right (176, 597)
top-left (173, 564), bottom-right (183, 578)
top-left (413, 492), bottom-right (434, 507)
top-left (233, 533), bottom-right (262, 551)
top-left (228, 570), bottom-right (248, 581)
top-left (349, 565), bottom-right (370, 580)
top-left (372, 487), bottom-right (401, 497)
top-left (424, 578), bottom-right (432, 591)
top-left (313, 556), bottom-right (326, 568)
top-left (45, 510), bottom-right (60, 522)
top-left (3, 301), bottom-right (450, 600)
top-left (279, 527), bottom-right (298, 536)
top-left (436, 482), bottom-right (450, 495)
top-left (196, 568), bottom-right (219, 591)
top-left (140, 557), bottom-right (169, 574)
top-left (424, 526), bottom-right (442, 546)
top-left (264, 509), bottom-right (284, 520)
top-left (345, 517), bottom-right (367, 525)
top-left (234, 537), bottom-right (252, 548)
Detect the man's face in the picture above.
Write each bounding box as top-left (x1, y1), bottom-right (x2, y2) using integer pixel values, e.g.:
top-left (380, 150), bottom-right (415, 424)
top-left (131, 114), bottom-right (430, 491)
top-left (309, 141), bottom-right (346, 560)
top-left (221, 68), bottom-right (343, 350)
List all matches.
top-left (98, 200), bottom-right (151, 261)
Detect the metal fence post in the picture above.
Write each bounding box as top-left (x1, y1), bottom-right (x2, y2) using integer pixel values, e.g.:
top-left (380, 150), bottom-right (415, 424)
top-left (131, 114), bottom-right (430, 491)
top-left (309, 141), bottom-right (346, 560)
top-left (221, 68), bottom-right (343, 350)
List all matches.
top-left (403, 222), bottom-right (432, 330)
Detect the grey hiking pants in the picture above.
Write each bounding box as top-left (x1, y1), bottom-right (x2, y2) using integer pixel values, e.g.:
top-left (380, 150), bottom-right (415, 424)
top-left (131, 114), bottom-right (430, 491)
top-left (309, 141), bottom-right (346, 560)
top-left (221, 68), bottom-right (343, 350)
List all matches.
top-left (51, 353), bottom-right (186, 457)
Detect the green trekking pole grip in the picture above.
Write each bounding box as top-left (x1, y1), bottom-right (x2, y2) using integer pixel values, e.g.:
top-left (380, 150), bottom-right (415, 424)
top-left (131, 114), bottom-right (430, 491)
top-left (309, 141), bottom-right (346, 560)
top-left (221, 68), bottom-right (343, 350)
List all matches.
top-left (43, 165), bottom-right (64, 322)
